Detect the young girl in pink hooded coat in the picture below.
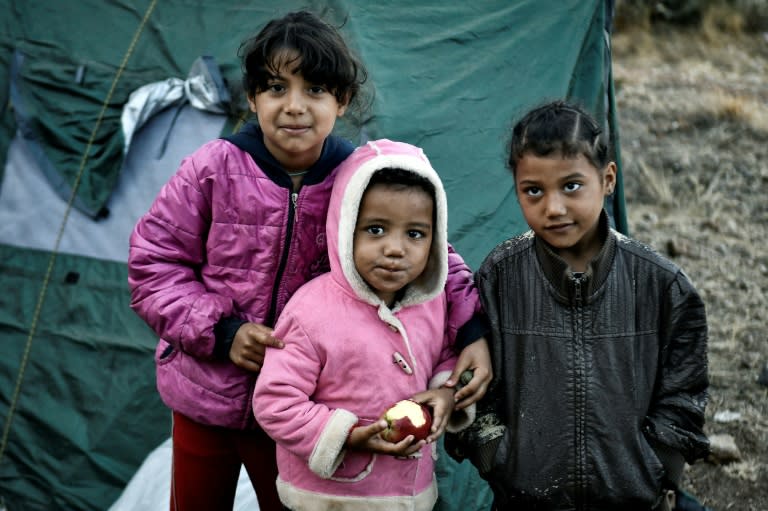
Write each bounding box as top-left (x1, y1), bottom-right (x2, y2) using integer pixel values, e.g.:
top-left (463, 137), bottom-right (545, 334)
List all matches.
top-left (254, 139), bottom-right (476, 510)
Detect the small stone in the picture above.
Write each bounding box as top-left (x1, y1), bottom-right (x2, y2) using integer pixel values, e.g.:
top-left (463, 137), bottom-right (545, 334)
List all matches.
top-left (707, 434), bottom-right (741, 464)
top-left (701, 219), bottom-right (719, 232)
top-left (640, 211), bottom-right (658, 225)
top-left (713, 410), bottom-right (742, 423)
top-left (758, 362), bottom-right (768, 387)
top-left (665, 239), bottom-right (689, 258)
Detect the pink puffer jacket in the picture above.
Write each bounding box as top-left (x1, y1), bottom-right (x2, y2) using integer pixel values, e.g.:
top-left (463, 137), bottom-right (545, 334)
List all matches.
top-left (128, 126), bottom-right (480, 430)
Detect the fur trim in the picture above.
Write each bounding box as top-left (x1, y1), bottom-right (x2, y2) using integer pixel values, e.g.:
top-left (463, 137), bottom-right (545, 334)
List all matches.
top-left (276, 476), bottom-right (438, 511)
top-left (308, 409), bottom-right (358, 479)
top-left (429, 370), bottom-right (476, 433)
top-left (336, 143), bottom-right (449, 308)
top-left (428, 370), bottom-right (453, 389)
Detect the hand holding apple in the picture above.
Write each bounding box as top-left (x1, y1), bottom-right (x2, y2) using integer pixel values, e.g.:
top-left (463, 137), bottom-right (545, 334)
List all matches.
top-left (380, 399), bottom-right (433, 443)
top-left (346, 418), bottom-right (425, 457)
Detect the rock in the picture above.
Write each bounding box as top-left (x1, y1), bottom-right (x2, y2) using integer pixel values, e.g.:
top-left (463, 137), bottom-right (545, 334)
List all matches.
top-left (758, 362), bottom-right (768, 387)
top-left (665, 238), bottom-right (690, 257)
top-left (707, 434), bottom-right (741, 464)
top-left (713, 410), bottom-right (742, 423)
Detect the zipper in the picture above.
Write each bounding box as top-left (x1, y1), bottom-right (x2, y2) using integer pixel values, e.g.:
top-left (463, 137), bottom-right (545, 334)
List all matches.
top-left (265, 191), bottom-right (298, 327)
top-left (572, 274), bottom-right (587, 509)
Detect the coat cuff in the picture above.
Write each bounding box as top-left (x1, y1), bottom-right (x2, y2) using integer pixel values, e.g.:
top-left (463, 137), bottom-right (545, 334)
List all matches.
top-left (453, 313), bottom-right (490, 352)
top-left (430, 370), bottom-right (476, 432)
top-left (213, 316), bottom-right (247, 359)
top-left (308, 409), bottom-right (358, 479)
top-left (652, 440), bottom-right (686, 487)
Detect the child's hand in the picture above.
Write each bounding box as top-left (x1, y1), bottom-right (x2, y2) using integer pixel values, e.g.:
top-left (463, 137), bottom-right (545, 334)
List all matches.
top-left (229, 322), bottom-right (285, 373)
top-left (443, 337), bottom-right (492, 409)
top-left (410, 387), bottom-right (456, 443)
top-left (346, 420), bottom-right (426, 457)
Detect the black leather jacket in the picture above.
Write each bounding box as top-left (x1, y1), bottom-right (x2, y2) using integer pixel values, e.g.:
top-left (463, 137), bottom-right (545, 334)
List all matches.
top-left (447, 214), bottom-right (709, 510)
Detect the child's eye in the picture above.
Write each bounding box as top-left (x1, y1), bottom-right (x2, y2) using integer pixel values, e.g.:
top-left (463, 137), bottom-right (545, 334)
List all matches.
top-left (564, 182), bottom-right (582, 192)
top-left (408, 230), bottom-right (427, 240)
top-left (366, 225), bottom-right (384, 236)
top-left (308, 85), bottom-right (327, 95)
top-left (267, 83), bottom-right (285, 93)
top-left (523, 187), bottom-right (542, 197)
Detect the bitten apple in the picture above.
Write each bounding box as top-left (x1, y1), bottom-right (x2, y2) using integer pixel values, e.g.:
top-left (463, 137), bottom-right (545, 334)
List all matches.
top-left (381, 399), bottom-right (432, 443)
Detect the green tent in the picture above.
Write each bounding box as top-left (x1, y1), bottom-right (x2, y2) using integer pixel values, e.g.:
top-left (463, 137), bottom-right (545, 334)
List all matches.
top-left (0, 1), bottom-right (626, 509)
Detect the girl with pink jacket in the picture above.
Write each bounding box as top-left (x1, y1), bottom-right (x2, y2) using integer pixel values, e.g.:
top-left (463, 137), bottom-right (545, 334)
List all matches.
top-left (128, 11), bottom-right (490, 511)
top-left (254, 139), bottom-right (476, 510)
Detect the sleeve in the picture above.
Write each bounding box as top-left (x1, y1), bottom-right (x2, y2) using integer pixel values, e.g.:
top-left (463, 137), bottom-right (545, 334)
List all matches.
top-left (444, 243), bottom-right (487, 348)
top-left (127, 151), bottom-right (234, 359)
top-left (252, 312), bottom-right (358, 479)
top-left (428, 325), bottom-right (475, 432)
top-left (444, 265), bottom-right (506, 473)
top-left (213, 317), bottom-right (247, 359)
top-left (644, 270), bottom-right (710, 465)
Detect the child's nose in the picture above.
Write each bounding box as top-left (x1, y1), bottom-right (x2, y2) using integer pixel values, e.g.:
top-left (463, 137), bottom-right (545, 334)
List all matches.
top-left (544, 194), bottom-right (567, 217)
top-left (284, 89), bottom-right (307, 113)
top-left (383, 236), bottom-right (406, 256)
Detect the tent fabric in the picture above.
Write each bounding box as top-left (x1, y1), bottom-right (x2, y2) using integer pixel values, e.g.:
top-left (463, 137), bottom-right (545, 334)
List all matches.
top-left (107, 439), bottom-right (260, 511)
top-left (0, 245), bottom-right (169, 511)
top-left (0, 0), bottom-right (626, 266)
top-left (0, 1), bottom-right (623, 510)
top-left (0, 106), bottom-right (226, 263)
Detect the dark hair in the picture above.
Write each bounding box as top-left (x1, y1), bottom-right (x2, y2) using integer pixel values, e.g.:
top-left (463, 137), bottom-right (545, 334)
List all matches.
top-left (367, 168), bottom-right (436, 204)
top-left (238, 11), bottom-right (367, 107)
top-left (507, 100), bottom-right (610, 176)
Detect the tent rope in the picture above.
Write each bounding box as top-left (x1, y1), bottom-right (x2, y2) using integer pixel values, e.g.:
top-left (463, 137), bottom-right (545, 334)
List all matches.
top-left (0, 0), bottom-right (159, 465)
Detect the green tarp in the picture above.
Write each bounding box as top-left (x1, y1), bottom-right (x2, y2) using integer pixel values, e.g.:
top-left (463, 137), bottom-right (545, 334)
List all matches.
top-left (0, 1), bottom-right (625, 509)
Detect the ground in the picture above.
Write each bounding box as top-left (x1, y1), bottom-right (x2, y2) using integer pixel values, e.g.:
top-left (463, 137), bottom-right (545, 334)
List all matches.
top-left (611, 13), bottom-right (768, 511)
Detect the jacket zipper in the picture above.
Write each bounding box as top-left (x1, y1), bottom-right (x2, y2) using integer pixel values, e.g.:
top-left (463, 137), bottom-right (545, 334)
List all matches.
top-left (572, 275), bottom-right (587, 510)
top-left (266, 191), bottom-right (298, 328)
top-left (251, 191), bottom-right (298, 429)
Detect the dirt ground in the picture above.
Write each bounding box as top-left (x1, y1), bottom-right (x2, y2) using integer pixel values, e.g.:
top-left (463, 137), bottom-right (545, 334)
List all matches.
top-left (611, 11), bottom-right (768, 511)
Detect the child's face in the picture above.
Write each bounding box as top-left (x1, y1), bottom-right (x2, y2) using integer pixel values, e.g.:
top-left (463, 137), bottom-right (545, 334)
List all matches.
top-left (353, 183), bottom-right (434, 305)
top-left (515, 152), bottom-right (616, 270)
top-left (247, 51), bottom-right (348, 173)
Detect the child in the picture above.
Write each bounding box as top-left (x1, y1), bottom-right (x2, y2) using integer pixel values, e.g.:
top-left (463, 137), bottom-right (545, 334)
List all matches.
top-left (446, 100), bottom-right (709, 510)
top-left (253, 139), bottom-right (476, 511)
top-left (127, 11), bottom-right (490, 511)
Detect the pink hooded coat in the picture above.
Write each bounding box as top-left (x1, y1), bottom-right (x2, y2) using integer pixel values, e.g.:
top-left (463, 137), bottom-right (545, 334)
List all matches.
top-left (253, 140), bottom-right (476, 511)
top-left (127, 132), bottom-right (349, 430)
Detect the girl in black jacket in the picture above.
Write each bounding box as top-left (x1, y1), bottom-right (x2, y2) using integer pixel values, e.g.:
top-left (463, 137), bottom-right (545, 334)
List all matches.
top-left (447, 100), bottom-right (709, 511)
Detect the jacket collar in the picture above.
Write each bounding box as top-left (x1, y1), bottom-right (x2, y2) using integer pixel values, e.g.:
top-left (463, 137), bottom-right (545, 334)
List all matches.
top-left (533, 210), bottom-right (616, 303)
top-left (223, 123), bottom-right (354, 187)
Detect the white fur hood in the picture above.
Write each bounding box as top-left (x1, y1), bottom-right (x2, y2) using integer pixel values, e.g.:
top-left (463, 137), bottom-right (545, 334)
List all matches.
top-left (325, 139), bottom-right (448, 309)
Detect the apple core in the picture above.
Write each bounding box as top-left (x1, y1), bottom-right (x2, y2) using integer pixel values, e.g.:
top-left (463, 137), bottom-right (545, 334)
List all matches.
top-left (381, 399), bottom-right (433, 443)
top-left (388, 400), bottom-right (427, 427)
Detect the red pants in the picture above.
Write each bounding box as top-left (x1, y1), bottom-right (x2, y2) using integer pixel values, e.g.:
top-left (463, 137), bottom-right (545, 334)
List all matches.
top-left (170, 411), bottom-right (282, 511)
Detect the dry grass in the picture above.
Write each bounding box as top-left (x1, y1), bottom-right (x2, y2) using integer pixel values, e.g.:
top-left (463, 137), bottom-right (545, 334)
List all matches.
top-left (615, 0), bottom-right (768, 34)
top-left (613, 3), bottom-right (768, 508)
